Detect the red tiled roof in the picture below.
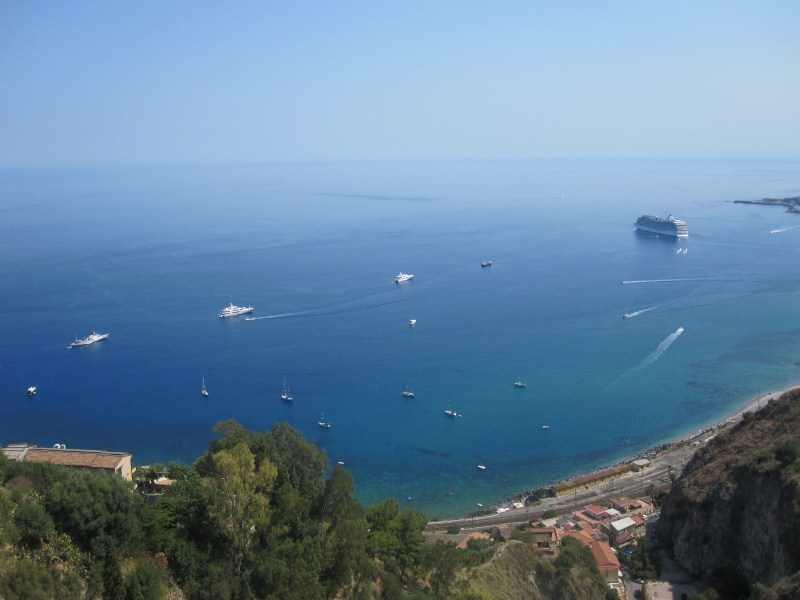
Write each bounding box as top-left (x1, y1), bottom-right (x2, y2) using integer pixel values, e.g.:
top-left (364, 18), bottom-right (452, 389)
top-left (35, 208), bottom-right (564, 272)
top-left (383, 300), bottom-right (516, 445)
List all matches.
top-left (590, 540), bottom-right (620, 571)
top-left (24, 448), bottom-right (128, 470)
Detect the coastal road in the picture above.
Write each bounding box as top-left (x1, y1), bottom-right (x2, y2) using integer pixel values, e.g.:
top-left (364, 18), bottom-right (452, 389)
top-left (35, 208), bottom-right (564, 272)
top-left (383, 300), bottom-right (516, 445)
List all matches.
top-left (426, 438), bottom-right (697, 531)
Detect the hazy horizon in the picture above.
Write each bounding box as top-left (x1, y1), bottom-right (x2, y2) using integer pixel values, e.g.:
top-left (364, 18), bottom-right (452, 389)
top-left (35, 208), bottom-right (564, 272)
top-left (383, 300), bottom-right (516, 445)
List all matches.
top-left (1, 1), bottom-right (799, 169)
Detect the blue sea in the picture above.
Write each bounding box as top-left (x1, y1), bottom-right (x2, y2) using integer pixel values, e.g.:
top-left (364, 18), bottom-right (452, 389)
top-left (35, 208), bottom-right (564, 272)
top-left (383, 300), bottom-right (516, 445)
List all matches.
top-left (1, 158), bottom-right (799, 518)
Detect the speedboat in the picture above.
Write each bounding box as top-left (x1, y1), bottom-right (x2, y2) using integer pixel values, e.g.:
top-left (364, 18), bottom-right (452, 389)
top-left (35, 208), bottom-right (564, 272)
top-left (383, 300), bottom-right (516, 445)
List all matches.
top-left (444, 406), bottom-right (461, 417)
top-left (477, 464), bottom-right (486, 470)
top-left (408, 319), bottom-right (416, 326)
top-left (27, 386), bottom-right (37, 396)
top-left (542, 425), bottom-right (550, 430)
top-left (623, 313), bottom-right (632, 319)
top-left (218, 303), bottom-right (254, 318)
top-left (394, 273), bottom-right (414, 283)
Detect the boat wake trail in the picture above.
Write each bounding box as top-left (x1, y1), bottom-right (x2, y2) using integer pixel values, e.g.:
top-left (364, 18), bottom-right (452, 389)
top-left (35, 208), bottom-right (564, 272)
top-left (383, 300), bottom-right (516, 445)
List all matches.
top-left (621, 278), bottom-right (708, 284)
top-left (247, 296), bottom-right (416, 321)
top-left (602, 326), bottom-right (686, 398)
top-left (769, 224), bottom-right (800, 234)
top-left (642, 327), bottom-right (684, 365)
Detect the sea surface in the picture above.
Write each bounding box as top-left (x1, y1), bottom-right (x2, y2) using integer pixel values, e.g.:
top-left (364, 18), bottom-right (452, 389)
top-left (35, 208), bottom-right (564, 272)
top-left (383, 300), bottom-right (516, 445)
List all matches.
top-left (1, 158), bottom-right (799, 518)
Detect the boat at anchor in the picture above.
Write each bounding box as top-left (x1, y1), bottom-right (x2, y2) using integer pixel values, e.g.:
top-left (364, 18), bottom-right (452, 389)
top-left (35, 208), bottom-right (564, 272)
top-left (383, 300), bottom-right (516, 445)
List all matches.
top-left (68, 331), bottom-right (109, 348)
top-left (281, 379), bottom-right (293, 402)
top-left (394, 273), bottom-right (414, 283)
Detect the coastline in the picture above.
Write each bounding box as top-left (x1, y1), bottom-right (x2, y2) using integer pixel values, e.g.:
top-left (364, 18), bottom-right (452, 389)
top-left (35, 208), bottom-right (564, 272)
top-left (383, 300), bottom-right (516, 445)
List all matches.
top-left (480, 381), bottom-right (800, 521)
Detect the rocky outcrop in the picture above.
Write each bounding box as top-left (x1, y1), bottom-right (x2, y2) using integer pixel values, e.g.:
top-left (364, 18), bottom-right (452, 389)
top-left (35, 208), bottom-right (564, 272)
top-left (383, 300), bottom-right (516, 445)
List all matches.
top-left (659, 390), bottom-right (800, 595)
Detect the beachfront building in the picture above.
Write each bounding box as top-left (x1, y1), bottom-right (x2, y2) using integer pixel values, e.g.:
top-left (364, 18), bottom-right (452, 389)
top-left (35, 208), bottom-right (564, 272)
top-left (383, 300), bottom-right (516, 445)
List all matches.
top-left (631, 458), bottom-right (652, 472)
top-left (1, 444), bottom-right (133, 481)
top-left (549, 464), bottom-right (632, 497)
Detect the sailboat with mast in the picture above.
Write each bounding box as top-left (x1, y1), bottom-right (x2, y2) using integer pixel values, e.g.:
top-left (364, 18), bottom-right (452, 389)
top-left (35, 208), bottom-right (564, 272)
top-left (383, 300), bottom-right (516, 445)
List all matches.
top-left (281, 379), bottom-right (293, 402)
top-left (318, 412), bottom-right (331, 429)
top-left (201, 376), bottom-right (209, 397)
top-left (402, 383), bottom-right (415, 398)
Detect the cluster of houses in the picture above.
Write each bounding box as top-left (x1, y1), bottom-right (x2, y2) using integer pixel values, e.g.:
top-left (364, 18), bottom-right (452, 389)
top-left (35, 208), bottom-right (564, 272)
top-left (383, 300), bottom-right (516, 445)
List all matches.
top-left (430, 494), bottom-right (656, 596)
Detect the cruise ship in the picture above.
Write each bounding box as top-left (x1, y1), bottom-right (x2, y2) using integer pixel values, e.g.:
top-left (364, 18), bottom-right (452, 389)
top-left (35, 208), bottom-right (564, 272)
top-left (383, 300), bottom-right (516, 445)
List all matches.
top-left (394, 273), bottom-right (414, 283)
top-left (68, 331), bottom-right (110, 349)
top-left (634, 214), bottom-right (688, 238)
top-left (218, 303), bottom-right (254, 318)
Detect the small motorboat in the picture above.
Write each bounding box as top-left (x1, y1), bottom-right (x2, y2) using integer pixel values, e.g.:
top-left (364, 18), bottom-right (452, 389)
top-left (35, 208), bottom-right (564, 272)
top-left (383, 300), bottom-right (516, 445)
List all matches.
top-left (514, 376), bottom-right (526, 388)
top-left (542, 425), bottom-right (550, 430)
top-left (477, 464), bottom-right (486, 470)
top-left (27, 386), bottom-right (37, 396)
top-left (481, 261), bottom-right (492, 267)
top-left (317, 413), bottom-right (331, 429)
top-left (408, 319), bottom-right (416, 326)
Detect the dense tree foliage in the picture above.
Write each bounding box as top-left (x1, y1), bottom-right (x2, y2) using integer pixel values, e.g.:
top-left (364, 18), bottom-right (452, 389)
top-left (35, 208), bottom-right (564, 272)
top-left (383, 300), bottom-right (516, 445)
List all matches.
top-left (0, 421), bottom-right (441, 599)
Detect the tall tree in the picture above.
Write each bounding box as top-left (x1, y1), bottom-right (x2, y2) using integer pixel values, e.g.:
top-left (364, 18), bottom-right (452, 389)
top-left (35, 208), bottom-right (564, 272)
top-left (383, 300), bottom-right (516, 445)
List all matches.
top-left (204, 442), bottom-right (277, 584)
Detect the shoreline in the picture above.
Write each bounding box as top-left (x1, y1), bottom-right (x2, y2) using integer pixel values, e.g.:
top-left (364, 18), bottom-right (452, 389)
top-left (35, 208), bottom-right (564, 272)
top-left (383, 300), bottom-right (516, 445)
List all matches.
top-left (486, 381), bottom-right (800, 518)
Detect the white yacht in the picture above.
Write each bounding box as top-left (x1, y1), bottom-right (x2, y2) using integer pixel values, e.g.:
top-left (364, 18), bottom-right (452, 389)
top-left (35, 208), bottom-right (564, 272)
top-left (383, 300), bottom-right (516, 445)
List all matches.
top-left (514, 376), bottom-right (526, 388)
top-left (318, 413), bottom-right (331, 429)
top-left (218, 303), bottom-right (254, 318)
top-left (402, 383), bottom-right (415, 398)
top-left (444, 405), bottom-right (461, 418)
top-left (394, 273), bottom-right (414, 283)
top-left (408, 319), bottom-right (416, 326)
top-left (27, 386), bottom-right (37, 396)
top-left (542, 425), bottom-right (550, 430)
top-left (477, 464), bottom-right (487, 470)
top-left (201, 377), bottom-right (209, 398)
top-left (281, 379), bottom-right (293, 402)
top-left (68, 331), bottom-right (110, 349)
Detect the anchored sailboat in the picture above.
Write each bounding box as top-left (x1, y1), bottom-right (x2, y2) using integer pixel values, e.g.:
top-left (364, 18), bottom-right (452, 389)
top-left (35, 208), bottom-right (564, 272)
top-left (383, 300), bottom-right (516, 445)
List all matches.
top-left (201, 376), bottom-right (209, 398)
top-left (281, 379), bottom-right (293, 402)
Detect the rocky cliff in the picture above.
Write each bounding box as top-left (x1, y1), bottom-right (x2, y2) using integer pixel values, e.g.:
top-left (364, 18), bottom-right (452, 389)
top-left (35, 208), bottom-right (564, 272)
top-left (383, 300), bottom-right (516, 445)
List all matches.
top-left (659, 390), bottom-right (800, 596)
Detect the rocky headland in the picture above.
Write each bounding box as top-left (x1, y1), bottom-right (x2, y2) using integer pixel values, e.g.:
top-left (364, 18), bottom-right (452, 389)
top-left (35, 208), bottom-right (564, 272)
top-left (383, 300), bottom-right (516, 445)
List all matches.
top-left (658, 389), bottom-right (800, 598)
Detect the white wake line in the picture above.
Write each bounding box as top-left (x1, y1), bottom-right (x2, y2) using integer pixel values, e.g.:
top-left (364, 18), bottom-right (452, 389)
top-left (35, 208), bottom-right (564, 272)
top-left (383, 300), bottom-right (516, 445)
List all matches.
top-left (642, 327), bottom-right (685, 365)
top-left (624, 305), bottom-right (660, 318)
top-left (621, 278), bottom-right (709, 284)
top-left (769, 224), bottom-right (800, 234)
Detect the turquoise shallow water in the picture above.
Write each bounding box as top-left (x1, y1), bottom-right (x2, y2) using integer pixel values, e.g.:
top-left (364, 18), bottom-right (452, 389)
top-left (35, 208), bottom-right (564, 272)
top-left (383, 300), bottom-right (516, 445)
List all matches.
top-left (1, 158), bottom-right (799, 518)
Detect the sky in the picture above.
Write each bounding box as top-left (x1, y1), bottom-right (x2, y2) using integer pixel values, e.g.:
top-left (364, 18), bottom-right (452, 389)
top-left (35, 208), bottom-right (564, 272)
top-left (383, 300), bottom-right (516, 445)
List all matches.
top-left (1, 1), bottom-right (799, 168)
